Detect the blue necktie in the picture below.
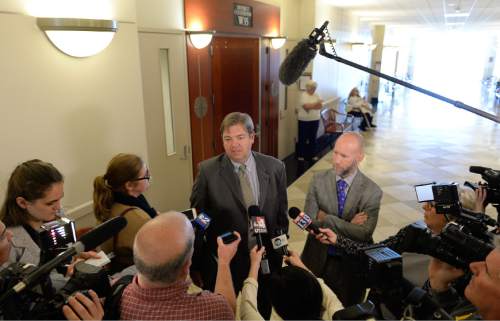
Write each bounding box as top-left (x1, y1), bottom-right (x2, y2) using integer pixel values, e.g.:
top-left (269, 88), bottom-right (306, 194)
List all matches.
top-left (337, 179), bottom-right (348, 217)
top-left (328, 179), bottom-right (348, 256)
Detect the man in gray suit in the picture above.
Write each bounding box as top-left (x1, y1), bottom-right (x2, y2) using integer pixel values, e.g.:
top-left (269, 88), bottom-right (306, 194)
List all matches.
top-left (190, 112), bottom-right (288, 297)
top-left (301, 132), bottom-right (382, 307)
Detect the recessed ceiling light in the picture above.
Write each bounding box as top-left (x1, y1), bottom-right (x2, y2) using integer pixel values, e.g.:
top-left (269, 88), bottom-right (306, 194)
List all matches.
top-left (444, 13), bottom-right (470, 18)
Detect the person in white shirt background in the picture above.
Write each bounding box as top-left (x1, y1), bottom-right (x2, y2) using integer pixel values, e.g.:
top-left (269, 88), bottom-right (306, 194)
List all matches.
top-left (296, 80), bottom-right (323, 163)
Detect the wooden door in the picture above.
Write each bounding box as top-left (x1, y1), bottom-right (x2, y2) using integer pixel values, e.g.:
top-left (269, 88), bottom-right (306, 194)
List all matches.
top-left (211, 36), bottom-right (260, 154)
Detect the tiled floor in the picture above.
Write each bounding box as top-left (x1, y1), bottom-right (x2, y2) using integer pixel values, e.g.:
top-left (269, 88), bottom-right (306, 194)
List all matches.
top-left (286, 89), bottom-right (500, 254)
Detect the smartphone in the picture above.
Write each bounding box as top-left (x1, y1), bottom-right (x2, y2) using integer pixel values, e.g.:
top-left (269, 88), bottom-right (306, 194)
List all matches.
top-left (181, 208), bottom-right (198, 220)
top-left (220, 231), bottom-right (238, 244)
top-left (414, 182), bottom-right (436, 202)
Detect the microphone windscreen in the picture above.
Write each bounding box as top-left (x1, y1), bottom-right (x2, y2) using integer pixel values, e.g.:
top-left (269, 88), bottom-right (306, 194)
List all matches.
top-left (469, 166), bottom-right (488, 174)
top-left (248, 205), bottom-right (260, 217)
top-left (279, 39), bottom-right (317, 85)
top-left (80, 216), bottom-right (127, 251)
top-left (288, 207), bottom-right (301, 219)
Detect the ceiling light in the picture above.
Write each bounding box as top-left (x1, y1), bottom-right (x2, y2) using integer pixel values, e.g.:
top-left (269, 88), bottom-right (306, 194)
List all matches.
top-left (188, 31), bottom-right (215, 49)
top-left (37, 17), bottom-right (118, 58)
top-left (444, 13), bottom-right (469, 18)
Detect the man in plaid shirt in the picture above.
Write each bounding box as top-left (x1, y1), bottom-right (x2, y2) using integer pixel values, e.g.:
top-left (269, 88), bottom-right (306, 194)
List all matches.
top-left (120, 212), bottom-right (239, 320)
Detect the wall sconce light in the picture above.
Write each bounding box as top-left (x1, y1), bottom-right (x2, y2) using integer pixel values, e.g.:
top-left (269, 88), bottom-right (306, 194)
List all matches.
top-left (188, 31), bottom-right (215, 49)
top-left (270, 36), bottom-right (287, 49)
top-left (37, 18), bottom-right (118, 58)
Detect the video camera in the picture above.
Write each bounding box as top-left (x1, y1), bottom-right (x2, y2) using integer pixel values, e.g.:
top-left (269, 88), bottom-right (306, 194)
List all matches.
top-left (335, 181), bottom-right (497, 319)
top-left (467, 166), bottom-right (500, 205)
top-left (334, 244), bottom-right (451, 320)
top-left (38, 217), bottom-right (77, 265)
top-left (0, 216), bottom-right (127, 319)
top-left (0, 261), bottom-right (110, 319)
top-left (415, 182), bottom-right (497, 248)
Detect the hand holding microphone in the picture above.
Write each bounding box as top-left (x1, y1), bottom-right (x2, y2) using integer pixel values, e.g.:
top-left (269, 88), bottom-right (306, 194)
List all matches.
top-left (248, 245), bottom-right (266, 280)
top-left (271, 229), bottom-right (289, 256)
top-left (283, 250), bottom-right (311, 273)
top-left (315, 228), bottom-right (338, 245)
top-left (288, 207), bottom-right (322, 235)
top-left (248, 206), bottom-right (271, 274)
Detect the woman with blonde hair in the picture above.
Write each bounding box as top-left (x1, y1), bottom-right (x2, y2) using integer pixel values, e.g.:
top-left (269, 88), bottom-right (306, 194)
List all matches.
top-left (93, 153), bottom-right (157, 271)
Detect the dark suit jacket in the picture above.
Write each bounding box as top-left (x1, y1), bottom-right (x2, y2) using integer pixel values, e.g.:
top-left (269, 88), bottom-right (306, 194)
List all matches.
top-left (301, 169), bottom-right (382, 276)
top-left (190, 151), bottom-right (288, 291)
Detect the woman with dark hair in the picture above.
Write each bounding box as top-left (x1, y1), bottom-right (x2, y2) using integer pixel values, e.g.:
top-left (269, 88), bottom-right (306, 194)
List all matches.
top-left (93, 153), bottom-right (157, 271)
top-left (0, 159), bottom-right (66, 265)
top-left (0, 159), bottom-right (99, 288)
top-left (238, 248), bottom-right (342, 320)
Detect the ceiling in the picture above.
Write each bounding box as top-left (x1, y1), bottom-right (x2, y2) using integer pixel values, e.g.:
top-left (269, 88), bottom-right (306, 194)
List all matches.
top-left (324, 0), bottom-right (500, 30)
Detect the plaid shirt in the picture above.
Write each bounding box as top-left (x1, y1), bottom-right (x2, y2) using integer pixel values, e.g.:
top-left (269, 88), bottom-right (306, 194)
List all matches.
top-left (120, 275), bottom-right (234, 320)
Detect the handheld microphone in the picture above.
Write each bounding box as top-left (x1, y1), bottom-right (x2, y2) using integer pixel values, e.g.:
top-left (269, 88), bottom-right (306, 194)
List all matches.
top-left (271, 229), bottom-right (289, 256)
top-left (279, 21), bottom-right (329, 85)
top-left (288, 207), bottom-right (321, 235)
top-left (191, 212), bottom-right (212, 232)
top-left (248, 205), bottom-right (268, 249)
top-left (0, 216), bottom-right (127, 303)
top-left (248, 205), bottom-right (270, 274)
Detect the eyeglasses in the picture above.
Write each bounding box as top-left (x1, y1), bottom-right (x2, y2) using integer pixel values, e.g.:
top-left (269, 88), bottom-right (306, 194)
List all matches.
top-left (133, 170), bottom-right (151, 182)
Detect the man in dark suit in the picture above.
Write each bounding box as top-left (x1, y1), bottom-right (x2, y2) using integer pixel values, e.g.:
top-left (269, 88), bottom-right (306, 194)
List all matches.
top-left (301, 132), bottom-right (382, 307)
top-left (190, 112), bottom-right (288, 297)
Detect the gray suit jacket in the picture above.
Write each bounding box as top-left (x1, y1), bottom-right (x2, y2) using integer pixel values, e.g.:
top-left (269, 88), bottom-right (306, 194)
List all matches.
top-left (301, 169), bottom-right (382, 276)
top-left (190, 151), bottom-right (288, 289)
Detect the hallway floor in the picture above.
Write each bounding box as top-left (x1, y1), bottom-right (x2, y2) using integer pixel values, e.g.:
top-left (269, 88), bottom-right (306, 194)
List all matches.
top-left (286, 88), bottom-right (500, 254)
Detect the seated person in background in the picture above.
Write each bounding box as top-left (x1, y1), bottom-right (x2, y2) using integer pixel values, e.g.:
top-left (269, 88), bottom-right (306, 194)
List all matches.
top-left (0, 160), bottom-right (99, 284)
top-left (427, 238), bottom-right (500, 320)
top-left (93, 153), bottom-right (157, 272)
top-left (238, 247), bottom-right (342, 320)
top-left (0, 219), bottom-right (103, 321)
top-left (120, 211), bottom-right (238, 320)
top-left (346, 87), bottom-right (376, 131)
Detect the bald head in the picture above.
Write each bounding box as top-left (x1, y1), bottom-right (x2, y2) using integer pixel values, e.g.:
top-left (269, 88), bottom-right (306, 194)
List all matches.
top-left (134, 211), bottom-right (194, 284)
top-left (332, 132), bottom-right (365, 178)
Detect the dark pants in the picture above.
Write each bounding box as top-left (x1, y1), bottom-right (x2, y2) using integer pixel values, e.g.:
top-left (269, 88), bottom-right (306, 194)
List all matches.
top-left (297, 120), bottom-right (320, 160)
top-left (348, 111), bottom-right (373, 130)
top-left (322, 255), bottom-right (366, 308)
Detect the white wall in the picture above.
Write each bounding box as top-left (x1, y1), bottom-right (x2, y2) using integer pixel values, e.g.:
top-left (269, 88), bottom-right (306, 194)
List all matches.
top-left (277, 0), bottom-right (375, 159)
top-left (135, 0), bottom-right (184, 30)
top-left (0, 1), bottom-right (147, 227)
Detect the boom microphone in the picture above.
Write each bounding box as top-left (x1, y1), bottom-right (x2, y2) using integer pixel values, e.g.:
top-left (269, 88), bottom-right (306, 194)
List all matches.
top-left (0, 216), bottom-right (127, 302)
top-left (288, 207), bottom-right (321, 235)
top-left (278, 21), bottom-right (329, 85)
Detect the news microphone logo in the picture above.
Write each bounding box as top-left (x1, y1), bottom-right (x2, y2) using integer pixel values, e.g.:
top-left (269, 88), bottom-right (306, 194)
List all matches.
top-left (294, 213), bottom-right (313, 230)
top-left (192, 212), bottom-right (211, 231)
top-left (251, 216), bottom-right (268, 234)
top-left (271, 234), bottom-right (288, 250)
